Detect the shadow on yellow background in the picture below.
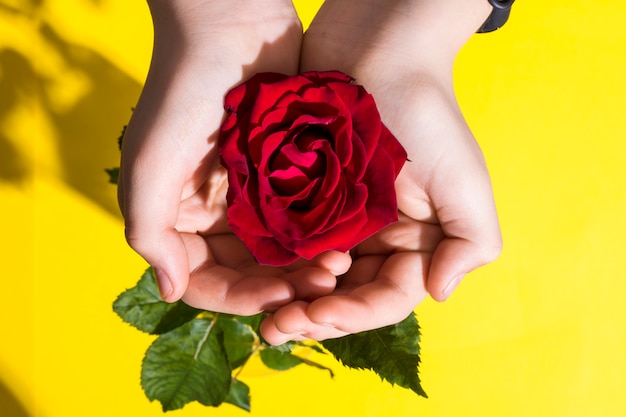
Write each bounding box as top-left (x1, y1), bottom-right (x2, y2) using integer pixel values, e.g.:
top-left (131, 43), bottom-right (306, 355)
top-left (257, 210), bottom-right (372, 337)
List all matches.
top-left (1, 1), bottom-right (140, 216)
top-left (0, 379), bottom-right (29, 417)
top-left (2, 0), bottom-right (626, 416)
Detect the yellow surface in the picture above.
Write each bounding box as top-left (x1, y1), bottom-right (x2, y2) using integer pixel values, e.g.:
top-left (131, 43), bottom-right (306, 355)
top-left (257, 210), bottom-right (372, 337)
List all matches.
top-left (1, 1), bottom-right (625, 416)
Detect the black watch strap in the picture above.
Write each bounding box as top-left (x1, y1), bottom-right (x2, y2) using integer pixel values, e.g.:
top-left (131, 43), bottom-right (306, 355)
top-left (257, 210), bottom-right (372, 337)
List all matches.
top-left (477, 0), bottom-right (515, 33)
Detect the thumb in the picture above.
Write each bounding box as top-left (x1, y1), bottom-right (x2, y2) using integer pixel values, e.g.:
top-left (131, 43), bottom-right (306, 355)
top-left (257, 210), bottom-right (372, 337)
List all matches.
top-left (425, 159), bottom-right (502, 301)
top-left (118, 160), bottom-right (190, 302)
top-left (427, 236), bottom-right (501, 301)
top-left (124, 226), bottom-right (190, 303)
top-left (118, 137), bottom-right (192, 303)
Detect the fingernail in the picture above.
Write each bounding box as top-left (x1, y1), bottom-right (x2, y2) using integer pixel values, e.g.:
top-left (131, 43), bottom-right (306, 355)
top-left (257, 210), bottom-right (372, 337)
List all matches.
top-left (330, 268), bottom-right (345, 277)
top-left (442, 274), bottom-right (465, 299)
top-left (153, 268), bottom-right (173, 300)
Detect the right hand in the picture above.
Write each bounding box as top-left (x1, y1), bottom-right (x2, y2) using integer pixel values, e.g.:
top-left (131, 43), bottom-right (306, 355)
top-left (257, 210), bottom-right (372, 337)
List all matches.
top-left (259, 0), bottom-right (502, 343)
top-left (118, 0), bottom-right (350, 311)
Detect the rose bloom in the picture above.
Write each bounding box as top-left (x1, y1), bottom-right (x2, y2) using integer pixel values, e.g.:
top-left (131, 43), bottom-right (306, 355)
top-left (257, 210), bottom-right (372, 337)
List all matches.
top-left (218, 71), bottom-right (407, 266)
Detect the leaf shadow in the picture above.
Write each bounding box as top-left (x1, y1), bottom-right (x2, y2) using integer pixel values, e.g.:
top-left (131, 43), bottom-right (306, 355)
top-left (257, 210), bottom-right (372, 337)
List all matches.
top-left (37, 22), bottom-right (142, 217)
top-left (0, 0), bottom-right (41, 16)
top-left (0, 49), bottom-right (33, 186)
top-left (1, 0), bottom-right (303, 220)
top-left (1, 5), bottom-right (142, 219)
top-left (0, 378), bottom-right (31, 417)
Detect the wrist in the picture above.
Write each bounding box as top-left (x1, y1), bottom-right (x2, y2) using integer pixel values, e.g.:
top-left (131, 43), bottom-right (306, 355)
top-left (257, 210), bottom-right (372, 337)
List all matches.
top-left (380, 0), bottom-right (492, 67)
top-left (147, 0), bottom-right (300, 37)
top-left (145, 0), bottom-right (302, 72)
top-left (303, 0), bottom-right (491, 77)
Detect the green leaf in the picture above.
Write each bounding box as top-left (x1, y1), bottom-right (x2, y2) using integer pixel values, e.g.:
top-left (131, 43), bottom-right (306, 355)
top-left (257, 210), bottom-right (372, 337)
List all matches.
top-left (225, 379), bottom-right (251, 412)
top-left (297, 341), bottom-right (327, 355)
top-left (105, 167), bottom-right (119, 184)
top-left (296, 355), bottom-right (335, 378)
top-left (229, 313), bottom-right (263, 332)
top-left (141, 318), bottom-right (232, 411)
top-left (259, 347), bottom-right (303, 371)
top-left (113, 268), bottom-right (201, 334)
top-left (264, 340), bottom-right (295, 353)
top-left (216, 315), bottom-right (257, 369)
top-left (260, 345), bottom-right (335, 376)
top-left (322, 312), bottom-right (427, 397)
top-left (117, 124), bottom-right (127, 150)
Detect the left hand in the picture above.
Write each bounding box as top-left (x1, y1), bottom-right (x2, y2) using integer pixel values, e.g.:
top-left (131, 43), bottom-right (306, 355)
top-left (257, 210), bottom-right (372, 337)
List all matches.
top-left (260, 213), bottom-right (444, 343)
top-left (179, 229), bottom-right (351, 316)
top-left (118, 0), bottom-right (355, 310)
top-left (259, 0), bottom-right (502, 344)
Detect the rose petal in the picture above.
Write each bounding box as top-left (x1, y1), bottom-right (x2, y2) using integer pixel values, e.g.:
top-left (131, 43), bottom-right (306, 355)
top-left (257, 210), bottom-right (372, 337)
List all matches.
top-left (220, 127), bottom-right (251, 176)
top-left (349, 148), bottom-right (401, 244)
top-left (311, 140), bottom-right (341, 201)
top-left (288, 112), bottom-right (339, 131)
top-left (235, 233), bottom-right (299, 266)
top-left (266, 166), bottom-right (349, 241)
top-left (302, 70), bottom-right (354, 86)
top-left (270, 177), bottom-right (323, 212)
top-left (329, 82), bottom-right (381, 162)
top-left (251, 129), bottom-right (288, 169)
top-left (241, 173), bottom-right (260, 207)
top-left (254, 106), bottom-right (302, 134)
top-left (248, 75), bottom-right (315, 120)
top-left (227, 199), bottom-right (272, 238)
top-left (224, 72), bottom-right (288, 113)
top-left (262, 180), bottom-right (340, 240)
top-left (289, 209), bottom-right (369, 259)
top-left (219, 70), bottom-right (408, 266)
top-left (340, 130), bottom-right (366, 182)
top-left (378, 124), bottom-right (408, 176)
top-left (269, 166), bottom-right (312, 196)
top-left (271, 143), bottom-right (325, 178)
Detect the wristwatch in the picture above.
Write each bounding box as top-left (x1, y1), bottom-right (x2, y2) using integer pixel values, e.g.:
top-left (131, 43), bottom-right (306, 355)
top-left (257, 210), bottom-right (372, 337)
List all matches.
top-left (477, 0), bottom-right (515, 33)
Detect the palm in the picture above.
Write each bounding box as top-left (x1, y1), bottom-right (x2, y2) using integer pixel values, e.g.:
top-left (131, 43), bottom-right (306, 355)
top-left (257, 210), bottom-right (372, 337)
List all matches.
top-left (119, 2), bottom-right (357, 307)
top-left (259, 4), bottom-right (500, 343)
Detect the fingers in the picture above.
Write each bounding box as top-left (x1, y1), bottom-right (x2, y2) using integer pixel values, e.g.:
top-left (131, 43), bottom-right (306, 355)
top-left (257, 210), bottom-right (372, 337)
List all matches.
top-left (181, 233), bottom-right (296, 315)
top-left (202, 234), bottom-right (343, 301)
top-left (122, 222), bottom-right (189, 303)
top-left (428, 236), bottom-right (500, 301)
top-left (118, 112), bottom-right (204, 303)
top-left (424, 152), bottom-right (503, 302)
top-left (260, 301), bottom-right (349, 345)
top-left (118, 1), bottom-right (304, 305)
top-left (117, 51), bottom-right (223, 301)
top-left (287, 250), bottom-right (352, 278)
top-left (119, 114), bottom-right (192, 303)
top-left (354, 213), bottom-right (445, 256)
top-left (310, 252), bottom-right (429, 332)
top-left (261, 252), bottom-right (429, 344)
top-left (279, 267), bottom-right (338, 301)
top-left (184, 270), bottom-right (296, 316)
top-left (180, 233), bottom-right (345, 315)
top-left (388, 81), bottom-right (502, 302)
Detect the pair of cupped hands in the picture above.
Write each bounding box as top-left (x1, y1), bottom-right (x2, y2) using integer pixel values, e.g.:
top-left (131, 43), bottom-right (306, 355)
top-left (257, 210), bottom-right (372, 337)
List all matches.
top-left (118, 0), bottom-right (501, 345)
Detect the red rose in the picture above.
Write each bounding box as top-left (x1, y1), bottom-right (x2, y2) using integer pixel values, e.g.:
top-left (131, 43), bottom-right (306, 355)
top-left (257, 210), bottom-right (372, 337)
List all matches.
top-left (218, 71), bottom-right (407, 266)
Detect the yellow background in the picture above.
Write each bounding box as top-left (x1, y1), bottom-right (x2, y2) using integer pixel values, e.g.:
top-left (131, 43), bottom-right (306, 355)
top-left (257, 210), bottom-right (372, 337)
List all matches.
top-left (1, 0), bottom-right (625, 416)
